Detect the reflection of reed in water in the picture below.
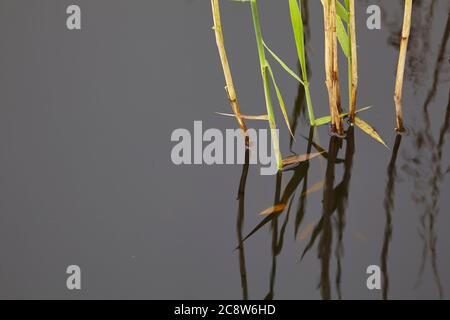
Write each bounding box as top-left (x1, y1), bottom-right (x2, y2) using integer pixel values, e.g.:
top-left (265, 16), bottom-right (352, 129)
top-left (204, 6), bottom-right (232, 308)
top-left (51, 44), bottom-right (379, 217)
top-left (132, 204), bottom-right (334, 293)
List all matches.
top-left (334, 127), bottom-right (355, 299)
top-left (236, 128), bottom-right (317, 299)
top-left (401, 11), bottom-right (450, 296)
top-left (422, 11), bottom-right (450, 126)
top-left (375, 0), bottom-right (438, 89)
top-left (381, 134), bottom-right (403, 301)
top-left (318, 136), bottom-right (341, 300)
top-left (407, 0), bottom-right (439, 91)
top-left (236, 124), bottom-right (357, 299)
top-left (236, 147), bottom-right (250, 300)
top-left (300, 130), bottom-right (355, 300)
top-left (265, 173), bottom-right (283, 300)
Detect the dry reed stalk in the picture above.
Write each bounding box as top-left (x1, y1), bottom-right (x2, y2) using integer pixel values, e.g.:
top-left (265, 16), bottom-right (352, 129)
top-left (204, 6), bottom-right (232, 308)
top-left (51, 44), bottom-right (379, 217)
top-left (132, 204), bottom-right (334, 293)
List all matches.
top-left (394, 0), bottom-right (413, 132)
top-left (349, 0), bottom-right (358, 124)
top-left (323, 0), bottom-right (344, 135)
top-left (211, 0), bottom-right (248, 140)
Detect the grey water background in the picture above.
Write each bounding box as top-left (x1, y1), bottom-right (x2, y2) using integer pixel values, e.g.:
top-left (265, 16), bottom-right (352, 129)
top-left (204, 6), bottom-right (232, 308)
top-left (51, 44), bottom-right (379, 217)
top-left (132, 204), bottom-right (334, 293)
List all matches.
top-left (0, 0), bottom-right (448, 299)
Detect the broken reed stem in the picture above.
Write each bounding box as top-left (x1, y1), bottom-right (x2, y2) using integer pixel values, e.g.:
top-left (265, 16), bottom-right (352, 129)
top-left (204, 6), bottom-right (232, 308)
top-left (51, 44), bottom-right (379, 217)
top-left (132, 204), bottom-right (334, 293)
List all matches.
top-left (394, 0), bottom-right (412, 133)
top-left (211, 0), bottom-right (249, 143)
top-left (324, 0), bottom-right (344, 135)
top-left (349, 0), bottom-right (358, 124)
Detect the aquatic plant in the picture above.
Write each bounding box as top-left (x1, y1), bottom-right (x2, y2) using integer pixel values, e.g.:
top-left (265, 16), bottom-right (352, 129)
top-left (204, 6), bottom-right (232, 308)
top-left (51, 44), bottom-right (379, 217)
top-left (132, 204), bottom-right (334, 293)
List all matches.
top-left (211, 0), bottom-right (388, 174)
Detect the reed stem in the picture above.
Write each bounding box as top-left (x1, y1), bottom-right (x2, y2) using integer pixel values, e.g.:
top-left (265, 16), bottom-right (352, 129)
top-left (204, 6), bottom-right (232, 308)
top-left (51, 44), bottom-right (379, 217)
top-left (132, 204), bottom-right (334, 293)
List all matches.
top-left (348, 0), bottom-right (358, 124)
top-left (323, 0), bottom-right (344, 135)
top-left (250, 0), bottom-right (283, 170)
top-left (394, 0), bottom-right (412, 133)
top-left (211, 0), bottom-right (248, 141)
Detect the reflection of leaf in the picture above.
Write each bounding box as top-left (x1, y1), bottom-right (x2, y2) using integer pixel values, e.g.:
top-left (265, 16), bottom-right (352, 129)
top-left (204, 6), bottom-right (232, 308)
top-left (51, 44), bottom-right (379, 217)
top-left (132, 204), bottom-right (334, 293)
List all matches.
top-left (315, 106), bottom-right (372, 126)
top-left (282, 152), bottom-right (323, 167)
top-left (216, 112), bottom-right (268, 121)
top-left (259, 203), bottom-right (286, 216)
top-left (299, 222), bottom-right (315, 241)
top-left (301, 217), bottom-right (324, 259)
top-left (355, 117), bottom-right (389, 148)
top-left (301, 181), bottom-right (324, 197)
top-left (276, 197), bottom-right (294, 254)
top-left (236, 213), bottom-right (279, 250)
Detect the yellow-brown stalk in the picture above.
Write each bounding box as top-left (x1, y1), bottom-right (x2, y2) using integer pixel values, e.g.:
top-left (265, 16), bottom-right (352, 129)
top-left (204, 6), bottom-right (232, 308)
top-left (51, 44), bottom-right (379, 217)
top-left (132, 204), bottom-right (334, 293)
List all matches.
top-left (349, 0), bottom-right (358, 124)
top-left (323, 0), bottom-right (344, 135)
top-left (394, 0), bottom-right (413, 132)
top-left (211, 0), bottom-right (248, 141)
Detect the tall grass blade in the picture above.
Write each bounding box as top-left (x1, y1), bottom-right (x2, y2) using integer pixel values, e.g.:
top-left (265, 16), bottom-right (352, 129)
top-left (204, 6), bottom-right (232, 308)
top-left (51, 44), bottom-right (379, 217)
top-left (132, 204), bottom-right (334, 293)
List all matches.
top-left (250, 0), bottom-right (283, 170)
top-left (288, 0), bottom-right (316, 126)
top-left (336, 16), bottom-right (350, 59)
top-left (263, 41), bottom-right (304, 85)
top-left (267, 64), bottom-right (295, 139)
top-left (336, 0), bottom-right (349, 23)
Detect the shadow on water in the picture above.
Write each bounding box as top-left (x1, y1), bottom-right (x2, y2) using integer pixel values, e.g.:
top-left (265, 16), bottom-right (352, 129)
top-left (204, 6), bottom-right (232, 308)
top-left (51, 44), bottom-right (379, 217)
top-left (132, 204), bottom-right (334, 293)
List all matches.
top-left (381, 134), bottom-right (403, 300)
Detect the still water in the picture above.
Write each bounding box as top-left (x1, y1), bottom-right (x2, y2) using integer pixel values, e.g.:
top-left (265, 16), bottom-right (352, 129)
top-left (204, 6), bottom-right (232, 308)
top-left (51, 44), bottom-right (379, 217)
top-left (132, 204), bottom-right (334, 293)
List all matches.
top-left (0, 0), bottom-right (448, 299)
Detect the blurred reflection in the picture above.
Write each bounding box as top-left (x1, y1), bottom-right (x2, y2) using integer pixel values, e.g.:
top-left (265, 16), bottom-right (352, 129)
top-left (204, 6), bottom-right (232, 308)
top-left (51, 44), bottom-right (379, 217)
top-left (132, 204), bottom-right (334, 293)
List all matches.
top-left (334, 127), bottom-right (355, 299)
top-left (381, 134), bottom-right (403, 300)
top-left (402, 13), bottom-right (450, 295)
top-left (265, 172), bottom-right (283, 300)
top-left (236, 146), bottom-right (250, 300)
top-left (236, 128), bottom-right (319, 299)
top-left (300, 130), bottom-right (355, 300)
